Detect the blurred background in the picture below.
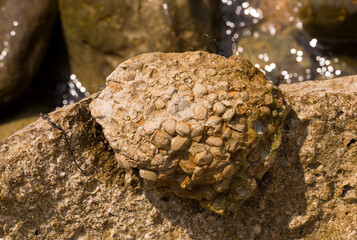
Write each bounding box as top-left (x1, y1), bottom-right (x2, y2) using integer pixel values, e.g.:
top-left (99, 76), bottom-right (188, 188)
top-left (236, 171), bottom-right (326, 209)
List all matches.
top-left (1, 0), bottom-right (357, 140)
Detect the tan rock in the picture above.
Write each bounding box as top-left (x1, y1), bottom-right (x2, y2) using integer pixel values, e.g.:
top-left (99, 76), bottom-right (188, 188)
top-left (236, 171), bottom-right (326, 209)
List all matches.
top-left (90, 52), bottom-right (287, 214)
top-left (0, 55), bottom-right (356, 239)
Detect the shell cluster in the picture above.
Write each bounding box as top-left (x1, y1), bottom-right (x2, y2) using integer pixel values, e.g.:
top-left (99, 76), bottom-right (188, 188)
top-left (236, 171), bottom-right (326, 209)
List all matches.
top-left (90, 51), bottom-right (287, 214)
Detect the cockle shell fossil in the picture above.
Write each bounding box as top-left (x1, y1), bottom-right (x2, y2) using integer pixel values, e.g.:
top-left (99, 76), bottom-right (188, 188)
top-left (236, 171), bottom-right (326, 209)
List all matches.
top-left (90, 51), bottom-right (287, 214)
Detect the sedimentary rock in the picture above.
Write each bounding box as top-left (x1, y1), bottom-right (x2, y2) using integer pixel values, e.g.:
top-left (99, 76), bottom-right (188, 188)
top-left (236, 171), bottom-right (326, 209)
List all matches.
top-left (0, 0), bottom-right (57, 107)
top-left (0, 53), bottom-right (356, 239)
top-left (90, 51), bottom-right (287, 214)
top-left (58, 0), bottom-right (217, 93)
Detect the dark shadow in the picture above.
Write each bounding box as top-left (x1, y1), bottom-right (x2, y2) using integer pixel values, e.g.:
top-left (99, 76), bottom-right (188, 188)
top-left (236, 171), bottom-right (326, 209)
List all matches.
top-left (144, 110), bottom-right (310, 239)
top-left (0, 13), bottom-right (71, 123)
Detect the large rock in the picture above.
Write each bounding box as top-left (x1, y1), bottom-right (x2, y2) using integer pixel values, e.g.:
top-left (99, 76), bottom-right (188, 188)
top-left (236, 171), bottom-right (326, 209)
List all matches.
top-left (0, 53), bottom-right (356, 239)
top-left (0, 0), bottom-right (57, 107)
top-left (58, 0), bottom-right (217, 93)
top-left (90, 51), bottom-right (287, 215)
top-left (299, 0), bottom-right (357, 40)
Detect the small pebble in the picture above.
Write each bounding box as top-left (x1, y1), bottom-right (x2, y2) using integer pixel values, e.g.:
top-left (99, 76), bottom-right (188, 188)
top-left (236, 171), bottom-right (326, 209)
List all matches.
top-left (155, 99), bottom-right (166, 109)
top-left (264, 93), bottom-right (274, 105)
top-left (193, 83), bottom-right (208, 97)
top-left (153, 131), bottom-right (171, 149)
top-left (222, 108), bottom-right (235, 122)
top-left (176, 122), bottom-right (191, 137)
top-left (259, 106), bottom-right (271, 117)
top-left (178, 85), bottom-right (192, 96)
top-left (206, 136), bottom-right (223, 147)
top-left (213, 102), bottom-right (226, 116)
top-left (162, 119), bottom-right (176, 136)
top-left (194, 151), bottom-right (213, 166)
top-left (194, 104), bottom-right (208, 120)
top-left (207, 93), bottom-right (218, 103)
top-left (191, 124), bottom-right (204, 137)
top-left (240, 91), bottom-right (249, 101)
top-left (221, 127), bottom-right (232, 139)
top-left (207, 116), bottom-right (223, 133)
top-left (222, 164), bottom-right (235, 178)
top-left (171, 136), bottom-right (191, 151)
top-left (139, 170), bottom-right (158, 181)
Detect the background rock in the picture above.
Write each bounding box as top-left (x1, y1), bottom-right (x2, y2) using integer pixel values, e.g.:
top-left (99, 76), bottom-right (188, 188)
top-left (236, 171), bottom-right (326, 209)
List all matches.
top-left (0, 66), bottom-right (356, 238)
top-left (299, 0), bottom-right (357, 41)
top-left (58, 0), bottom-right (217, 93)
top-left (0, 0), bottom-right (57, 107)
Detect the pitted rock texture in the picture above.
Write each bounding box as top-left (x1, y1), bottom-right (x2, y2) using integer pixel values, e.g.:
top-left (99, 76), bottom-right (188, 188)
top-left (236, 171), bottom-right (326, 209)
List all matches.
top-left (0, 74), bottom-right (356, 239)
top-left (90, 51), bottom-right (287, 214)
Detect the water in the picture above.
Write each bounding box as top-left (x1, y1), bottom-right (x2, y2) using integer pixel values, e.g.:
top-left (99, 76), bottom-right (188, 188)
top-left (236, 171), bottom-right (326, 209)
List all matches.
top-left (218, 0), bottom-right (357, 84)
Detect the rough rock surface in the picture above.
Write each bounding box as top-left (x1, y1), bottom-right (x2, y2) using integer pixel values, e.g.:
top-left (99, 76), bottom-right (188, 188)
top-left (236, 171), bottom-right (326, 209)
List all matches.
top-left (0, 0), bottom-right (57, 107)
top-left (90, 51), bottom-right (287, 214)
top-left (58, 0), bottom-right (217, 93)
top-left (0, 55), bottom-right (356, 239)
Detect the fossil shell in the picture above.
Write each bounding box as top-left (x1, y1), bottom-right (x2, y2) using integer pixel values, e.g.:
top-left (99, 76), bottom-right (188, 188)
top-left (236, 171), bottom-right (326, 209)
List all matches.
top-left (90, 51), bottom-right (287, 214)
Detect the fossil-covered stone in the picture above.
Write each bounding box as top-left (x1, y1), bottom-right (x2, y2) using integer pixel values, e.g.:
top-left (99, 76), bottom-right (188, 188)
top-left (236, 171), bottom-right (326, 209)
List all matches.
top-left (0, 72), bottom-right (356, 239)
top-left (90, 51), bottom-right (287, 214)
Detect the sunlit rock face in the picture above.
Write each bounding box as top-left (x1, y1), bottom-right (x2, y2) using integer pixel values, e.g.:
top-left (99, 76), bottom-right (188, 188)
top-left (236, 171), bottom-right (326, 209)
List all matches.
top-left (58, 0), bottom-right (217, 94)
top-left (0, 0), bottom-right (57, 107)
top-left (0, 72), bottom-right (356, 239)
top-left (90, 51), bottom-right (287, 214)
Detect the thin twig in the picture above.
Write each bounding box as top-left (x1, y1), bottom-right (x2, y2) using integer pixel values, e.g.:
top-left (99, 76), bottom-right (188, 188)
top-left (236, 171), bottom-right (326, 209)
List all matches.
top-left (40, 113), bottom-right (111, 176)
top-left (190, 32), bottom-right (225, 56)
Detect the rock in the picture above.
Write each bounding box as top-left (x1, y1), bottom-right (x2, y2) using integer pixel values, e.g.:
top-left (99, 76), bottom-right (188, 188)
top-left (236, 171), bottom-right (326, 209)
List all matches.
top-left (0, 54), bottom-right (356, 238)
top-left (58, 0), bottom-right (217, 93)
top-left (299, 0), bottom-right (357, 40)
top-left (90, 52), bottom-right (287, 214)
top-left (0, 0), bottom-right (57, 107)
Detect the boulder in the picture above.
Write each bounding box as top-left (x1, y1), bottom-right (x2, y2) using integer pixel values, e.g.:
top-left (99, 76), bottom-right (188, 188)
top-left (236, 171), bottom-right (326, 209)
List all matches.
top-left (0, 53), bottom-right (356, 239)
top-left (299, 0), bottom-right (357, 40)
top-left (58, 0), bottom-right (217, 93)
top-left (90, 51), bottom-right (287, 214)
top-left (0, 0), bottom-right (57, 107)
